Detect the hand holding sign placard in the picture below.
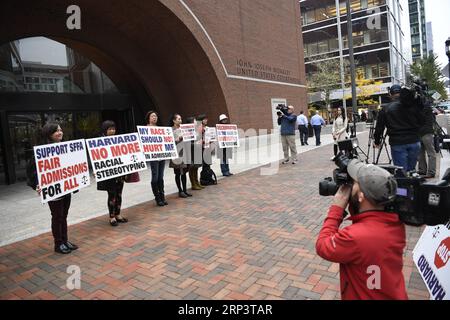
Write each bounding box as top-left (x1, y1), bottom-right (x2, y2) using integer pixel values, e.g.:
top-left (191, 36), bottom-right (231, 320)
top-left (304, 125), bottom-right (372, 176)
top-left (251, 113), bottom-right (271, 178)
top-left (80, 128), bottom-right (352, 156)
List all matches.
top-left (34, 139), bottom-right (90, 203)
top-left (216, 124), bottom-right (239, 148)
top-left (180, 124), bottom-right (196, 142)
top-left (86, 133), bottom-right (148, 182)
top-left (137, 126), bottom-right (178, 161)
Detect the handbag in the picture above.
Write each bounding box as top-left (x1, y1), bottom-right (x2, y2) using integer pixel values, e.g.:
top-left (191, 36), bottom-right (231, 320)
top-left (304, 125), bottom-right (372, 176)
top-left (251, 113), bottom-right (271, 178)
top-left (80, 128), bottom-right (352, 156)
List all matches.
top-left (125, 172), bottom-right (140, 183)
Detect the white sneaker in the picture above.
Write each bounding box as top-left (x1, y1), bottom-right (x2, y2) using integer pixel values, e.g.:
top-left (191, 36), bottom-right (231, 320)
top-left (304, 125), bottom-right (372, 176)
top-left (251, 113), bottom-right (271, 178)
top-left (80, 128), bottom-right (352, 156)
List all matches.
top-left (282, 160), bottom-right (290, 164)
top-left (292, 160), bottom-right (298, 164)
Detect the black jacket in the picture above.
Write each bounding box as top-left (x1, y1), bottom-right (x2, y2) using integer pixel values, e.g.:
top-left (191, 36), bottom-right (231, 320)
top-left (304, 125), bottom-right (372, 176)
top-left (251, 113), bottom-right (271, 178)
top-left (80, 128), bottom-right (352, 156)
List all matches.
top-left (374, 99), bottom-right (424, 146)
top-left (418, 105), bottom-right (435, 137)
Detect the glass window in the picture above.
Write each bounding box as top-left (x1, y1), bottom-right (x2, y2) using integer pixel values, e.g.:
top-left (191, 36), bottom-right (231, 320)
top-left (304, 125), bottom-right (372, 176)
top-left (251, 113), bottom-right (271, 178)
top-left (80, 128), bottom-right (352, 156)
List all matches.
top-left (0, 37), bottom-right (120, 94)
top-left (329, 38), bottom-right (339, 51)
top-left (315, 7), bottom-right (328, 21)
top-left (379, 62), bottom-right (389, 77)
top-left (307, 42), bottom-right (318, 56)
top-left (305, 9), bottom-right (316, 24)
top-left (318, 40), bottom-right (329, 54)
top-left (371, 64), bottom-right (380, 78)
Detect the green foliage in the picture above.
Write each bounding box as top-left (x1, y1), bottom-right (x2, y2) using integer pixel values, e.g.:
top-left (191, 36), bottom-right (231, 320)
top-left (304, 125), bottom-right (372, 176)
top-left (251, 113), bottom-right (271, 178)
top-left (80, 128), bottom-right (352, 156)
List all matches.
top-left (410, 53), bottom-right (448, 100)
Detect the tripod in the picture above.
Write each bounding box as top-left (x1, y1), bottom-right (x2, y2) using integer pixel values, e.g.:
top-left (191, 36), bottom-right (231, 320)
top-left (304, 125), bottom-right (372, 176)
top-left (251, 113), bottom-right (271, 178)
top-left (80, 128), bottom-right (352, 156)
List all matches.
top-left (366, 121), bottom-right (392, 165)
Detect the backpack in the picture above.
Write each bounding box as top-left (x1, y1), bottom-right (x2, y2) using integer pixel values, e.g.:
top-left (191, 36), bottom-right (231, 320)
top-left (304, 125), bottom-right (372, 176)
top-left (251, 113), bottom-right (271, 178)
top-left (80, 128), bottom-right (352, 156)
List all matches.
top-left (200, 165), bottom-right (217, 185)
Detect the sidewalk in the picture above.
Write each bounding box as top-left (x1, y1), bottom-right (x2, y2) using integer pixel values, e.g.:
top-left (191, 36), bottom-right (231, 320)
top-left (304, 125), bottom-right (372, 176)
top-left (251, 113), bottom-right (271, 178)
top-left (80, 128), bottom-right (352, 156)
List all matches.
top-left (0, 129), bottom-right (433, 300)
top-left (0, 130), bottom-right (341, 247)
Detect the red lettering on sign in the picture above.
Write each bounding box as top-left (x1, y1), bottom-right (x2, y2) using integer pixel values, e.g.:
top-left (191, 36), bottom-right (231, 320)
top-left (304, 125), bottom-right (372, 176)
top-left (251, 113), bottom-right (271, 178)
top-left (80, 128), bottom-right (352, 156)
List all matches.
top-left (91, 148), bottom-right (108, 160)
top-left (435, 237), bottom-right (450, 269)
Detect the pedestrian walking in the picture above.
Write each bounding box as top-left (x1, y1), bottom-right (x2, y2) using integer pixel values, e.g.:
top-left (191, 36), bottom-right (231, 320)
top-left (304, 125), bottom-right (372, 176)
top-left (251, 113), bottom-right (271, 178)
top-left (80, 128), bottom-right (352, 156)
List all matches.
top-left (311, 111), bottom-right (325, 146)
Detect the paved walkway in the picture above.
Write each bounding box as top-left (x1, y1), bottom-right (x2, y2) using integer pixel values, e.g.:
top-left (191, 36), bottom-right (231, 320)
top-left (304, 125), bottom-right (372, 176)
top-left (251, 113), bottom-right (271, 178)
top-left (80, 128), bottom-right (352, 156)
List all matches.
top-left (0, 130), bottom-right (432, 300)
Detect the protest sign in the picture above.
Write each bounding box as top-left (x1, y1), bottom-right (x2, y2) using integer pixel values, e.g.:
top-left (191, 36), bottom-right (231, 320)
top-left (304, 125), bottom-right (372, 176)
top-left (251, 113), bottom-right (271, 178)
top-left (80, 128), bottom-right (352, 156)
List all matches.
top-left (34, 139), bottom-right (90, 203)
top-left (137, 126), bottom-right (178, 161)
top-left (180, 124), bottom-right (196, 142)
top-left (216, 124), bottom-right (240, 148)
top-left (205, 126), bottom-right (217, 144)
top-left (86, 133), bottom-right (147, 182)
top-left (413, 222), bottom-right (450, 300)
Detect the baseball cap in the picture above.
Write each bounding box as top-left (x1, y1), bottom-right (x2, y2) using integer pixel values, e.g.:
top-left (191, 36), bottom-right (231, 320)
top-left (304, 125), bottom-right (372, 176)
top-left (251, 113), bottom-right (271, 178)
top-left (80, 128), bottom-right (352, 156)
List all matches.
top-left (219, 114), bottom-right (228, 121)
top-left (389, 84), bottom-right (402, 94)
top-left (347, 160), bottom-right (397, 204)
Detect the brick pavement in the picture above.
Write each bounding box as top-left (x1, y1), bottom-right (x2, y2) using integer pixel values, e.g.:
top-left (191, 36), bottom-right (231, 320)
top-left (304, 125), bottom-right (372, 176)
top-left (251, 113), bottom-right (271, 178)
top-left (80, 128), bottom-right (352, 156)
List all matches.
top-left (0, 132), bottom-right (429, 300)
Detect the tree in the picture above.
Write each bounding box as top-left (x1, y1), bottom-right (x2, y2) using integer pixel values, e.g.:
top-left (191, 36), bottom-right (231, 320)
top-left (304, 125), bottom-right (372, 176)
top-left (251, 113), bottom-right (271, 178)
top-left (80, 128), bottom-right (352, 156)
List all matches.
top-left (307, 56), bottom-right (349, 118)
top-left (354, 71), bottom-right (383, 108)
top-left (410, 53), bottom-right (448, 100)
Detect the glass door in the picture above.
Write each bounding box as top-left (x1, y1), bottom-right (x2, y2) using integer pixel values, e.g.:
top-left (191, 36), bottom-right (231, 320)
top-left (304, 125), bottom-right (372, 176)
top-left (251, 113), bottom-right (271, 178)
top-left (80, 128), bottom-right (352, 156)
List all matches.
top-left (8, 113), bottom-right (42, 182)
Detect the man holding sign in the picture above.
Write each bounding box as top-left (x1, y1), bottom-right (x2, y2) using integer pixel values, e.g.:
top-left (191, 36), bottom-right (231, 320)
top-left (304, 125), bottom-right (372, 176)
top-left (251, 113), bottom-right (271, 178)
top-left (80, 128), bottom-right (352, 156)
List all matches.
top-left (139, 111), bottom-right (178, 206)
top-left (27, 123), bottom-right (87, 254)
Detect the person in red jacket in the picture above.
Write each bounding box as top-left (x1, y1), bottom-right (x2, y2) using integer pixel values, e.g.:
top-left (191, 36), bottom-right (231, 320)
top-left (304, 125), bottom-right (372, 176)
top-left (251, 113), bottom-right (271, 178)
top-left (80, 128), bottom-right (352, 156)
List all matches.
top-left (316, 160), bottom-right (408, 300)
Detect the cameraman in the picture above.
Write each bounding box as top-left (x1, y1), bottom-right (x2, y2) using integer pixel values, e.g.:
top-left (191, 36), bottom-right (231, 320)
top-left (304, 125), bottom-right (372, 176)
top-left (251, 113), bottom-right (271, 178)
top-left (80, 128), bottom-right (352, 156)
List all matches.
top-left (374, 85), bottom-right (423, 172)
top-left (316, 160), bottom-right (408, 300)
top-left (418, 104), bottom-right (437, 178)
top-left (277, 105), bottom-right (298, 164)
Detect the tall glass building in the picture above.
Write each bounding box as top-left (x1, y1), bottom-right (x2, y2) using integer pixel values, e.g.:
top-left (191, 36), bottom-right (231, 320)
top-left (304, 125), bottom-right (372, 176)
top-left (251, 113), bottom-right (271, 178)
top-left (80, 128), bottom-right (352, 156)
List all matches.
top-left (409, 0), bottom-right (428, 62)
top-left (300, 0), bottom-right (411, 104)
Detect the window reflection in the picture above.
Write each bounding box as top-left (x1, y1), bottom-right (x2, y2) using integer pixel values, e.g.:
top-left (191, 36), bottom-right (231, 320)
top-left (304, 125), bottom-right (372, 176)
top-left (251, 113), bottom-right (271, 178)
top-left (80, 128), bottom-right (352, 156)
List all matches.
top-left (0, 37), bottom-right (119, 94)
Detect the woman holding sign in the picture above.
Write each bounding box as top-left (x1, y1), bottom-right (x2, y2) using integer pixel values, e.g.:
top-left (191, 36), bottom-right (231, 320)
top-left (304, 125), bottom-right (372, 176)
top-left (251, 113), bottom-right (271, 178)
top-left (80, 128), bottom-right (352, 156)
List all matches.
top-left (169, 114), bottom-right (192, 198)
top-left (218, 114), bottom-right (234, 177)
top-left (146, 111), bottom-right (168, 206)
top-left (97, 120), bottom-right (129, 227)
top-left (27, 123), bottom-right (78, 254)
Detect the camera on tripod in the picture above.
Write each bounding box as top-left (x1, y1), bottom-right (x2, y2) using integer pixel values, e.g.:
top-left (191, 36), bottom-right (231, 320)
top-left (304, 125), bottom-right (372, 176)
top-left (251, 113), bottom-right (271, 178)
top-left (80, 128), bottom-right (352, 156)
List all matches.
top-left (399, 78), bottom-right (430, 109)
top-left (319, 140), bottom-right (450, 227)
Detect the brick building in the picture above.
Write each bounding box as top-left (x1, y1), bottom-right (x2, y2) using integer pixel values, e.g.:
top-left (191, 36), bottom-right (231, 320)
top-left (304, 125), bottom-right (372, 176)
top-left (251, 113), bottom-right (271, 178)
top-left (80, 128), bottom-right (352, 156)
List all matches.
top-left (0, 0), bottom-right (307, 184)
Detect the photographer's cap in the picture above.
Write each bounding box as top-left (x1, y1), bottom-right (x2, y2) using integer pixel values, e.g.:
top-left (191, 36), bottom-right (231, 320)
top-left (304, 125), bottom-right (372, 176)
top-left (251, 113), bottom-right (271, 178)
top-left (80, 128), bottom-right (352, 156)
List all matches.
top-left (347, 160), bottom-right (397, 204)
top-left (219, 114), bottom-right (228, 121)
top-left (389, 84), bottom-right (402, 94)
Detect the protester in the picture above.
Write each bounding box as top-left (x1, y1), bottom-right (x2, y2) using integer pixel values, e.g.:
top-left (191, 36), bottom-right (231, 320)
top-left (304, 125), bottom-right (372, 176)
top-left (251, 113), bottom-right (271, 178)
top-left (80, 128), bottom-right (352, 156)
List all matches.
top-left (26, 123), bottom-right (78, 254)
top-left (331, 107), bottom-right (349, 158)
top-left (311, 111), bottom-right (325, 146)
top-left (185, 117), bottom-right (204, 190)
top-left (316, 160), bottom-right (408, 300)
top-left (146, 111), bottom-right (168, 206)
top-left (418, 104), bottom-right (437, 178)
top-left (96, 120), bottom-right (128, 226)
top-left (277, 105), bottom-right (298, 164)
top-left (169, 114), bottom-right (192, 198)
top-left (218, 114), bottom-right (234, 176)
top-left (296, 110), bottom-right (309, 146)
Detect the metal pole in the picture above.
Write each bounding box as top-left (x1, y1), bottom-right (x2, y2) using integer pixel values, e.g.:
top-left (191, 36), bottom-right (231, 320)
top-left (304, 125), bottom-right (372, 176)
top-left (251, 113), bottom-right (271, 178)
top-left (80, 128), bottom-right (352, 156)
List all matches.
top-left (335, 0), bottom-right (347, 114)
top-left (346, 0), bottom-right (358, 135)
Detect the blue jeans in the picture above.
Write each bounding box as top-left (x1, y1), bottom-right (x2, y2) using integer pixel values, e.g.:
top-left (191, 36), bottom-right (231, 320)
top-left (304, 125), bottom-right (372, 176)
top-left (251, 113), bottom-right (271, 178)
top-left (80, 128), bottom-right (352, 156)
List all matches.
top-left (150, 160), bottom-right (165, 184)
top-left (221, 163), bottom-right (230, 175)
top-left (313, 126), bottom-right (322, 145)
top-left (391, 142), bottom-right (421, 172)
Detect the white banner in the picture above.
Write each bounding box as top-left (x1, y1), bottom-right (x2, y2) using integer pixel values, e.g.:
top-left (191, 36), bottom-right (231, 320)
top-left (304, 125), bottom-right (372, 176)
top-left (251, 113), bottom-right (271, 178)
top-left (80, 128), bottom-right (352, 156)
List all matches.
top-left (216, 124), bottom-right (240, 149)
top-left (413, 222), bottom-right (450, 300)
top-left (205, 126), bottom-right (217, 144)
top-left (137, 126), bottom-right (178, 161)
top-left (34, 139), bottom-right (90, 203)
top-left (180, 124), bottom-right (196, 142)
top-left (86, 133), bottom-right (147, 182)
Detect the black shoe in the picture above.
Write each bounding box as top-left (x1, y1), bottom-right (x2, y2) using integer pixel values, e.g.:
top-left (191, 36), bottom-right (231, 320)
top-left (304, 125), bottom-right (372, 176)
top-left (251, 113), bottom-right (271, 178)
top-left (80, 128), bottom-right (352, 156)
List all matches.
top-left (305, 142), bottom-right (309, 145)
top-left (116, 217), bottom-right (128, 223)
top-left (183, 191), bottom-right (193, 197)
top-left (55, 244), bottom-right (71, 254)
top-left (228, 173), bottom-right (234, 176)
top-left (110, 219), bottom-right (119, 226)
top-left (65, 241), bottom-right (78, 251)
top-left (157, 200), bottom-right (165, 207)
top-left (179, 192), bottom-right (188, 198)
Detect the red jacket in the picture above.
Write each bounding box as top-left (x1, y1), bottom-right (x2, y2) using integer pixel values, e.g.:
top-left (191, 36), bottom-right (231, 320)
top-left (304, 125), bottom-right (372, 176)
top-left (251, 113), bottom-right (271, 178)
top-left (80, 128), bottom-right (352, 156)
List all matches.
top-left (316, 205), bottom-right (408, 300)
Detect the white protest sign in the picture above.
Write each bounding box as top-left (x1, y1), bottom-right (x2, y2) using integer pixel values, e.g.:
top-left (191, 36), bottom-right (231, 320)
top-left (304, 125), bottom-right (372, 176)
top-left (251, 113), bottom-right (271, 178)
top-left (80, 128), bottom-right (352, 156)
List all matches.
top-left (180, 124), bottom-right (196, 142)
top-left (413, 222), bottom-right (450, 300)
top-left (216, 124), bottom-right (240, 148)
top-left (34, 139), bottom-right (90, 203)
top-left (86, 133), bottom-right (147, 182)
top-left (137, 126), bottom-right (178, 161)
top-left (205, 126), bottom-right (217, 144)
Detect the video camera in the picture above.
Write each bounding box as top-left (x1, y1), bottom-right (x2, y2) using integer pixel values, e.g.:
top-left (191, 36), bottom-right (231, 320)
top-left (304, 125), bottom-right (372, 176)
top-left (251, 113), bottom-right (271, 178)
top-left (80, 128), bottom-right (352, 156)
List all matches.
top-left (276, 104), bottom-right (288, 116)
top-left (399, 78), bottom-right (431, 109)
top-left (319, 139), bottom-right (450, 226)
